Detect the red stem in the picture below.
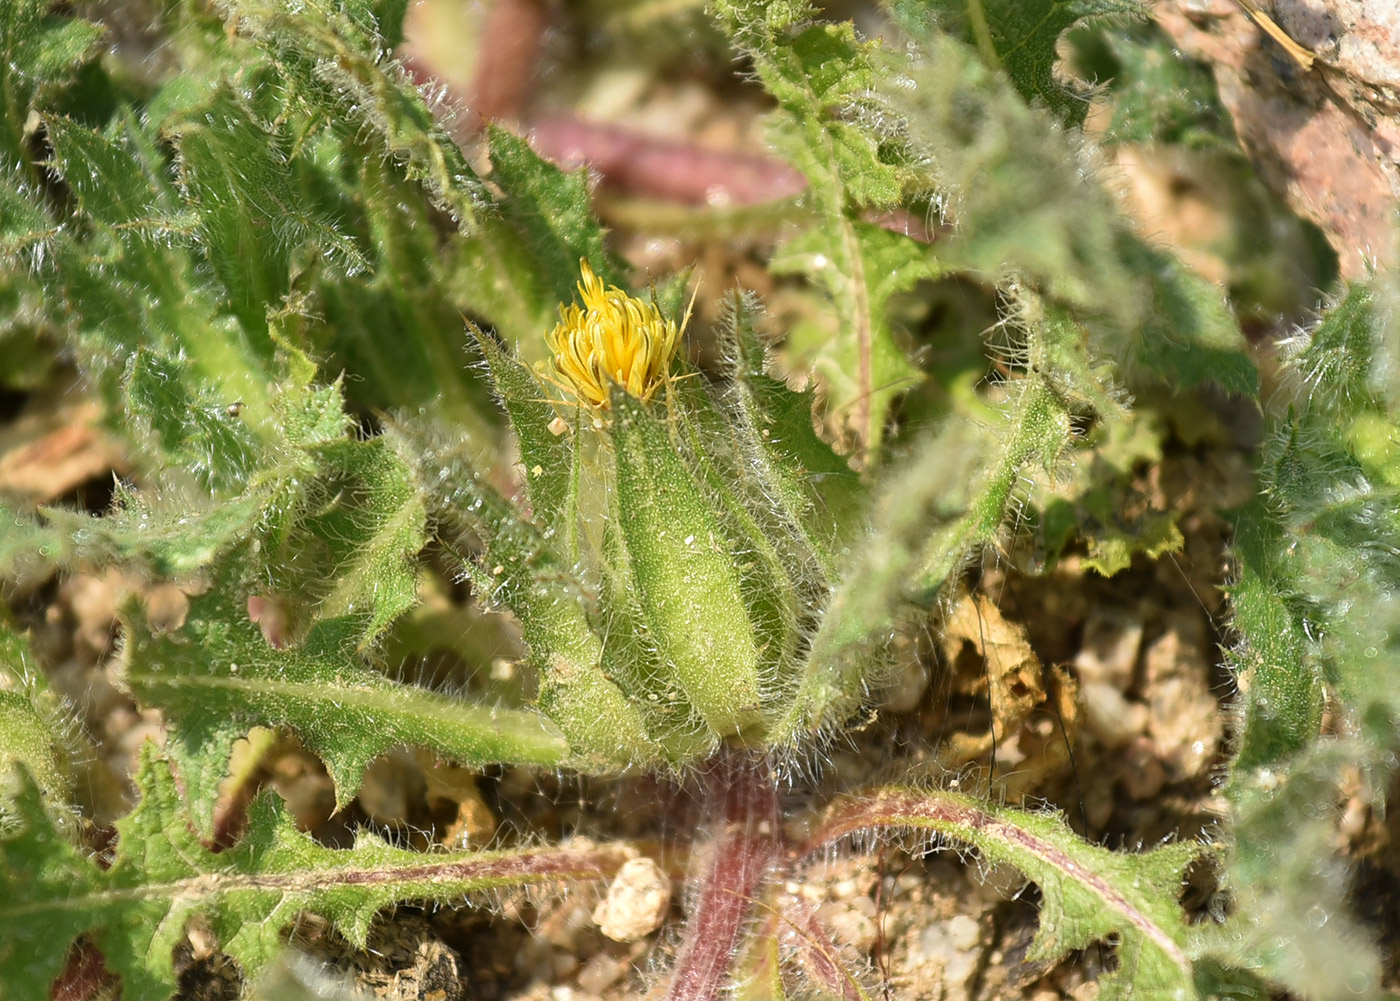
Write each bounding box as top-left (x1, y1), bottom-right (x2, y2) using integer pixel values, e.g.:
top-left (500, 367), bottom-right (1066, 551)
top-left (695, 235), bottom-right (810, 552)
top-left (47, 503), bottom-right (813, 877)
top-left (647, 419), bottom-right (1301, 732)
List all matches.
top-left (664, 752), bottom-right (781, 1001)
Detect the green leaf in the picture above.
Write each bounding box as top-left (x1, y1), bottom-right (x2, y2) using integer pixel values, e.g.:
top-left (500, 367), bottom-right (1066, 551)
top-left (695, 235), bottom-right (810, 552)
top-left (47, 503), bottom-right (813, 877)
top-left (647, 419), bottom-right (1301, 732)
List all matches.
top-left (43, 114), bottom-right (165, 226)
top-left (166, 88), bottom-right (297, 327)
top-left (778, 376), bottom-right (1072, 747)
top-left (0, 744), bottom-right (631, 1000)
top-left (720, 292), bottom-right (866, 579)
top-left (812, 787), bottom-right (1204, 1001)
top-left (875, 32), bottom-right (1253, 398)
top-left (1117, 236), bottom-right (1256, 396)
top-left (0, 4), bottom-right (103, 167)
top-left (1068, 22), bottom-right (1239, 149)
top-left (124, 347), bottom-right (266, 494)
top-left (714, 4), bottom-right (928, 453)
top-left (122, 564), bottom-right (567, 833)
top-left (890, 0), bottom-right (1147, 126)
top-left (611, 392), bottom-right (765, 739)
top-left (313, 154), bottom-right (496, 436)
top-left (1224, 498), bottom-right (1324, 771)
top-left (0, 625), bottom-right (71, 836)
top-left (1221, 282), bottom-right (1399, 1000)
top-left (1029, 405), bottom-right (1186, 576)
top-left (229, 0), bottom-right (488, 232)
top-left (290, 436), bottom-right (427, 647)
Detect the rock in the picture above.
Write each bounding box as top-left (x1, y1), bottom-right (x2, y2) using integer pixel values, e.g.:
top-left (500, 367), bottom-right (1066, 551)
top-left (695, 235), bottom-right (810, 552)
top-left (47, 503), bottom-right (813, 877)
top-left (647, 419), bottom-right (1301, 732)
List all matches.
top-left (1081, 681), bottom-right (1149, 749)
top-left (1074, 609), bottom-right (1144, 689)
top-left (1143, 615), bottom-right (1221, 779)
top-left (592, 858), bottom-right (671, 943)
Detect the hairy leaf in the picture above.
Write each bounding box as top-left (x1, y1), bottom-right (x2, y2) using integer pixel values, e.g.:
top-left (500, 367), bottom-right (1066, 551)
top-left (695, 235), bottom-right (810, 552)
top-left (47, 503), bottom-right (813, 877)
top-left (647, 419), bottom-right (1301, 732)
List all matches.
top-left (385, 415), bottom-right (662, 768)
top-left (122, 563), bottom-right (567, 834)
top-left (875, 32), bottom-right (1253, 398)
top-left (0, 745), bottom-right (629, 1000)
top-left (890, 0), bottom-right (1147, 126)
top-left (228, 0), bottom-right (488, 230)
top-left (812, 787), bottom-right (1205, 1001)
top-left (0, 3), bottom-right (103, 168)
top-left (714, 2), bottom-right (929, 453)
top-left (1222, 282), bottom-right (1400, 999)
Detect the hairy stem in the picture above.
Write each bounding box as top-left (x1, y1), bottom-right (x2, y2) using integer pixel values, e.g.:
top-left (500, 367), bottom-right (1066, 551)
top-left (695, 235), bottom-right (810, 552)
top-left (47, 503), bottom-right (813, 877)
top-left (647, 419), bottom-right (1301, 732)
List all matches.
top-left (665, 752), bottom-right (780, 1001)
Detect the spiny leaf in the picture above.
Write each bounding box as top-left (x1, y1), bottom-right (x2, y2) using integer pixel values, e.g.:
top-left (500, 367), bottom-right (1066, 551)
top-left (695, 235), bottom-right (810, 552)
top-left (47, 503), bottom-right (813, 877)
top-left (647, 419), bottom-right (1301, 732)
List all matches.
top-left (122, 563), bottom-right (567, 834)
top-left (43, 113), bottom-right (167, 226)
top-left (812, 787), bottom-right (1204, 1001)
top-left (1222, 282), bottom-right (1399, 999)
top-left (714, 3), bottom-right (928, 453)
top-left (15, 372), bottom-right (343, 584)
top-left (874, 32), bottom-right (1253, 399)
top-left (0, 744), bottom-right (630, 1000)
top-left (0, 3), bottom-right (103, 168)
top-left (289, 436), bottom-right (427, 647)
top-left (0, 624), bottom-right (72, 836)
top-left (777, 375), bottom-right (1072, 748)
top-left (228, 0), bottom-right (488, 231)
top-left (720, 291), bottom-right (865, 579)
top-left (450, 128), bottom-right (629, 367)
top-left (166, 88), bottom-right (294, 327)
top-left (891, 0), bottom-right (1148, 126)
top-left (312, 154), bottom-right (497, 436)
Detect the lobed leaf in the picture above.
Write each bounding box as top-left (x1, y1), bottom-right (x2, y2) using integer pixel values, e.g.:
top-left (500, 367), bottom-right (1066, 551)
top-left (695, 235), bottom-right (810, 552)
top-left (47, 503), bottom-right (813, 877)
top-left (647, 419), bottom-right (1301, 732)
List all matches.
top-left (810, 787), bottom-right (1205, 1001)
top-left (714, 2), bottom-right (929, 453)
top-left (777, 375), bottom-right (1072, 749)
top-left (385, 415), bottom-right (662, 768)
top-left (874, 31), bottom-right (1254, 399)
top-left (1221, 282), bottom-right (1400, 999)
top-left (227, 0), bottom-right (488, 231)
top-left (0, 744), bottom-right (630, 1000)
top-left (890, 0), bottom-right (1148, 126)
top-left (121, 562), bottom-right (568, 834)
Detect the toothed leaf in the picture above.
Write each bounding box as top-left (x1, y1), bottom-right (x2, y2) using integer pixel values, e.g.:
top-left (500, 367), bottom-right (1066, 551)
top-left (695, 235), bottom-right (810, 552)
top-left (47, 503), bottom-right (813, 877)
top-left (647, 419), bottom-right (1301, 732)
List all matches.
top-left (890, 0), bottom-right (1148, 125)
top-left (815, 788), bottom-right (1204, 1001)
top-left (0, 745), bottom-right (629, 1000)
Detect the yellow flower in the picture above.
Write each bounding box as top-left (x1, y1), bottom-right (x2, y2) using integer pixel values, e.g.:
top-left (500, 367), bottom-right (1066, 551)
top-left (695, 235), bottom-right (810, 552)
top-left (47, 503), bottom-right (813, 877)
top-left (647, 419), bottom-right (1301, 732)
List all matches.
top-left (546, 259), bottom-right (681, 410)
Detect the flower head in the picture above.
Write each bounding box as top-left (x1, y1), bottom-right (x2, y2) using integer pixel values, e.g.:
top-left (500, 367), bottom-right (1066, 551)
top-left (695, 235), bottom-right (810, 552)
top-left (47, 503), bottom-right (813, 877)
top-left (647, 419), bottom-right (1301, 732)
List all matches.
top-left (546, 259), bottom-right (681, 410)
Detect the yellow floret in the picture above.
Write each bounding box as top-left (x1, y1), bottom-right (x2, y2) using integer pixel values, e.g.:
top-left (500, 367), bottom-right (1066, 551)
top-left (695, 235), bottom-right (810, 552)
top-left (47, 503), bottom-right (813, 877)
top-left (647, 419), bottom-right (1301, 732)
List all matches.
top-left (546, 259), bottom-right (681, 409)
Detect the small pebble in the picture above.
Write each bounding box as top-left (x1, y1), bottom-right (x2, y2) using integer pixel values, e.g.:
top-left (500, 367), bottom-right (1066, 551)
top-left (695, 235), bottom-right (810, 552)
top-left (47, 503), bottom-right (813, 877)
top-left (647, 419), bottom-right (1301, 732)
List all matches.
top-left (592, 858), bottom-right (671, 943)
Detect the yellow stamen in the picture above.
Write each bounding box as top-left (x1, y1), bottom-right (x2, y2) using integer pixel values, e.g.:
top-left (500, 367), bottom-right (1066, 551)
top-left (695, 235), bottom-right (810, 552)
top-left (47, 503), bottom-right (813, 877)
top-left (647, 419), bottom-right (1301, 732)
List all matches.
top-left (546, 259), bottom-right (682, 410)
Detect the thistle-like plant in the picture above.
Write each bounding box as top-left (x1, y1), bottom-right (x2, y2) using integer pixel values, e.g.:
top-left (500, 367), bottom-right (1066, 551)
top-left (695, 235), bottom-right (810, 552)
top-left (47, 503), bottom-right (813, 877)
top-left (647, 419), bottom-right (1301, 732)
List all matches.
top-left (0, 0), bottom-right (1393, 999)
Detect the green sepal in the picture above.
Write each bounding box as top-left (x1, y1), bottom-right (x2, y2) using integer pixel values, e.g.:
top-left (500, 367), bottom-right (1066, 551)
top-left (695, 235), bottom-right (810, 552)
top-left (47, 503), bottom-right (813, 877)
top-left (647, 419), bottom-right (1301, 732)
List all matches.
top-left (610, 391), bottom-right (765, 739)
top-left (472, 326), bottom-right (574, 528)
top-left (385, 417), bottom-right (660, 768)
top-left (719, 291), bottom-right (865, 577)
